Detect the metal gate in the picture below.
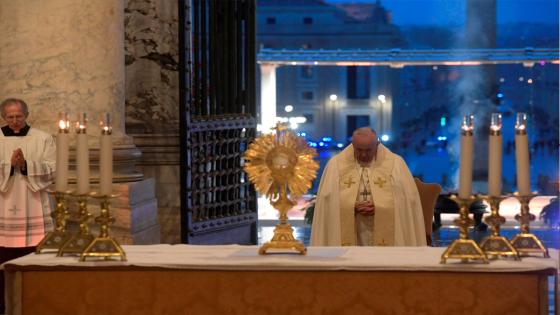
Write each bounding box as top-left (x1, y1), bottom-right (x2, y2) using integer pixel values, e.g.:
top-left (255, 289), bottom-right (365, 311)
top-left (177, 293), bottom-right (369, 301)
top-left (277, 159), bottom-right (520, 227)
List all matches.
top-left (179, 0), bottom-right (257, 244)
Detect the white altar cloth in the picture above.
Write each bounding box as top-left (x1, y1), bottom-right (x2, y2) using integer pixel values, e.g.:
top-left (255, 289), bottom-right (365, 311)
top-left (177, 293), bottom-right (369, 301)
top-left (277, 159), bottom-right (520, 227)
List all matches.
top-left (4, 244), bottom-right (558, 273)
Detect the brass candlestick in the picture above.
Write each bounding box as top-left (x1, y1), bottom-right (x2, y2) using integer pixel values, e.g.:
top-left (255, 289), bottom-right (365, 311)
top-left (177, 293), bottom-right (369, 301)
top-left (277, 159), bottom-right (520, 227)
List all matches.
top-left (510, 193), bottom-right (549, 257)
top-left (441, 195), bottom-right (488, 264)
top-left (58, 194), bottom-right (94, 256)
top-left (244, 123), bottom-right (318, 255)
top-left (80, 194), bottom-right (126, 261)
top-left (479, 195), bottom-right (519, 260)
top-left (36, 191), bottom-right (72, 253)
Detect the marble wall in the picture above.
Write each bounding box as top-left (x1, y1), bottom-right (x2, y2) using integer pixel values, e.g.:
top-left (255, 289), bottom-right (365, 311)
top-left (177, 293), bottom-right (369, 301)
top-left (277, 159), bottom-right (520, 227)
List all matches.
top-left (0, 0), bottom-right (127, 138)
top-left (125, 0), bottom-right (181, 243)
top-left (125, 0), bottom-right (179, 133)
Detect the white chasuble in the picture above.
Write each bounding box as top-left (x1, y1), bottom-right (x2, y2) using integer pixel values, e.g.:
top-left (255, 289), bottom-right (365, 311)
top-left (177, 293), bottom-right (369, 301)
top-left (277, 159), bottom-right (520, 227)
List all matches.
top-left (310, 144), bottom-right (426, 247)
top-left (338, 145), bottom-right (394, 246)
top-left (0, 128), bottom-right (55, 247)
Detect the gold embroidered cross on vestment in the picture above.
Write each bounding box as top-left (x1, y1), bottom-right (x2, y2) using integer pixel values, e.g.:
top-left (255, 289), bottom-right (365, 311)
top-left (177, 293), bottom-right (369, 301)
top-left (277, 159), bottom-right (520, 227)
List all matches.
top-left (373, 176), bottom-right (387, 188)
top-left (9, 205), bottom-right (20, 215)
top-left (343, 177), bottom-right (355, 188)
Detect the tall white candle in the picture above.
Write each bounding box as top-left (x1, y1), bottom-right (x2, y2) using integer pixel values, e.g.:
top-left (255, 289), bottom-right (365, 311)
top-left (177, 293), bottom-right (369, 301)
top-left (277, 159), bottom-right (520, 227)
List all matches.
top-left (488, 113), bottom-right (502, 197)
top-left (76, 113), bottom-right (90, 194)
top-left (55, 113), bottom-right (70, 192)
top-left (459, 115), bottom-right (474, 199)
top-left (99, 113), bottom-right (113, 196)
top-left (515, 112), bottom-right (531, 195)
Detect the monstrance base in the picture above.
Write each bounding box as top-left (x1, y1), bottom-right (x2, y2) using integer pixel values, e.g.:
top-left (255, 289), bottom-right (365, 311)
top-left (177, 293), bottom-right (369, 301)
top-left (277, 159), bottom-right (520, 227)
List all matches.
top-left (258, 223), bottom-right (306, 255)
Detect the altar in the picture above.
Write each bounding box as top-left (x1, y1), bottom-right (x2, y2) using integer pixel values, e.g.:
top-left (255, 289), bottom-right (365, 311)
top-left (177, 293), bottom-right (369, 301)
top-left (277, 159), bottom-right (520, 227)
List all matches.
top-left (4, 245), bottom-right (558, 315)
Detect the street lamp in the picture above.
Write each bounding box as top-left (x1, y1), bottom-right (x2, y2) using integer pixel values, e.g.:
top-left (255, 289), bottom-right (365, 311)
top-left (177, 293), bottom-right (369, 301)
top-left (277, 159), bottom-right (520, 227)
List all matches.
top-left (329, 94), bottom-right (338, 140)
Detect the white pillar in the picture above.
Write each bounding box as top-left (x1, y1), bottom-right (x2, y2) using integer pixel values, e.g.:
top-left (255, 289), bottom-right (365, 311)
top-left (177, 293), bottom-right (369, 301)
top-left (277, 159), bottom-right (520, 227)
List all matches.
top-left (260, 64), bottom-right (277, 134)
top-left (385, 98), bottom-right (393, 136)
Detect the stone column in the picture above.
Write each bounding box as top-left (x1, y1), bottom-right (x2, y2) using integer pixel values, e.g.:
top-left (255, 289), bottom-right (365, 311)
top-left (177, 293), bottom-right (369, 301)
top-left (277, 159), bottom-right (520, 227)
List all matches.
top-left (0, 0), bottom-right (125, 137)
top-left (0, 0), bottom-right (159, 244)
top-left (124, 0), bottom-right (180, 244)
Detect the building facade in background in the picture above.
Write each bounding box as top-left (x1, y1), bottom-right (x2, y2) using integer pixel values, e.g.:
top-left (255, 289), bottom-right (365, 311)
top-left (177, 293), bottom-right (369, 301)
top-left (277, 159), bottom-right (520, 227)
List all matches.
top-left (257, 0), bottom-right (402, 142)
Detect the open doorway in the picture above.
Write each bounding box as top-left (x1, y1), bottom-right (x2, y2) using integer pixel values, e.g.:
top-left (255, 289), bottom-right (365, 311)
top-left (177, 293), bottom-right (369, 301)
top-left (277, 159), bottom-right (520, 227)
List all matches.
top-left (347, 115), bottom-right (371, 140)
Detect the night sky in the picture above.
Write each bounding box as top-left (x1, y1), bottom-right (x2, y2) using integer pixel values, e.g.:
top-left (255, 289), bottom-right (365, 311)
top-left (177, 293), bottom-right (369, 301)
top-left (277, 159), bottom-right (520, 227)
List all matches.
top-left (325, 0), bottom-right (559, 26)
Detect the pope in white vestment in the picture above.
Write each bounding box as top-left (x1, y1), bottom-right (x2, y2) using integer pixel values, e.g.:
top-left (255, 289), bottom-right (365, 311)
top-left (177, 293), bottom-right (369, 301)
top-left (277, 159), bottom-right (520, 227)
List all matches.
top-left (310, 127), bottom-right (426, 246)
top-left (0, 99), bottom-right (55, 247)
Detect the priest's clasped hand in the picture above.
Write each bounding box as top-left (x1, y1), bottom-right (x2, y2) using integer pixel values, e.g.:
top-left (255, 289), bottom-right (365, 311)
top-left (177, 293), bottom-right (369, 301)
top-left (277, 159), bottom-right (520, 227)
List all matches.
top-left (11, 148), bottom-right (25, 168)
top-left (355, 201), bottom-right (375, 215)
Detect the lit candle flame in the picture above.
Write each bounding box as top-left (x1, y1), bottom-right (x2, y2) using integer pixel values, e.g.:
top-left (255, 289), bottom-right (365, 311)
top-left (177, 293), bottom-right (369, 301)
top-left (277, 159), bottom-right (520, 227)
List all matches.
top-left (99, 113), bottom-right (112, 135)
top-left (461, 115), bottom-right (474, 132)
top-left (76, 113), bottom-right (87, 133)
top-left (515, 112), bottom-right (527, 131)
top-left (490, 113), bottom-right (502, 132)
top-left (58, 112), bottom-right (69, 132)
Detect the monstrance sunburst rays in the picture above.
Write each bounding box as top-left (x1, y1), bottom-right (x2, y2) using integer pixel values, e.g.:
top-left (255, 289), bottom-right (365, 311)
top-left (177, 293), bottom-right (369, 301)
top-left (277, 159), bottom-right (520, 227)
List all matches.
top-left (243, 123), bottom-right (319, 254)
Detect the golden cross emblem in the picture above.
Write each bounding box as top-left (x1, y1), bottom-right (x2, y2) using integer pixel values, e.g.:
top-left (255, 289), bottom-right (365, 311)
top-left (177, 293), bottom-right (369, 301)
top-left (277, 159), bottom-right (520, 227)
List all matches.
top-left (343, 177), bottom-right (355, 188)
top-left (373, 177), bottom-right (387, 188)
top-left (8, 205), bottom-right (20, 216)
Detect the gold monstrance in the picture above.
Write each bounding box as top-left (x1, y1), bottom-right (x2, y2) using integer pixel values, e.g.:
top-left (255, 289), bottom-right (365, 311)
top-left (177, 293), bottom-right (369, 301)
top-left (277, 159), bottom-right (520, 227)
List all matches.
top-left (244, 123), bottom-right (319, 255)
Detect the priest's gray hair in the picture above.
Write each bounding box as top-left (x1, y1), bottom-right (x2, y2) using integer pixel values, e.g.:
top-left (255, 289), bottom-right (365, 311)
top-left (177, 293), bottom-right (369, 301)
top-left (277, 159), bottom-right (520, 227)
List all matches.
top-left (0, 98), bottom-right (29, 118)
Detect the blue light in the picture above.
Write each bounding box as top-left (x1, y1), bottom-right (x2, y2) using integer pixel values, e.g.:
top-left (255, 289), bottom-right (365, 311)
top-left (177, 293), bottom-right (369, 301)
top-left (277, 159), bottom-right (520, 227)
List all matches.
top-left (336, 143), bottom-right (344, 148)
top-left (497, 93), bottom-right (504, 98)
top-left (301, 132), bottom-right (307, 137)
top-left (440, 117), bottom-right (446, 127)
top-left (318, 142), bottom-right (325, 147)
top-left (308, 141), bottom-right (317, 147)
top-left (381, 134), bottom-right (389, 142)
top-left (437, 136), bottom-right (447, 141)
top-left (297, 132), bottom-right (301, 136)
top-left (322, 137), bottom-right (332, 142)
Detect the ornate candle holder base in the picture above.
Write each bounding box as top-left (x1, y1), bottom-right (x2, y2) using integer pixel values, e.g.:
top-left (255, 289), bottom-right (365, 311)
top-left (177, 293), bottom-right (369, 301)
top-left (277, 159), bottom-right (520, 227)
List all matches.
top-left (258, 223), bottom-right (306, 255)
top-left (36, 191), bottom-right (72, 253)
top-left (511, 193), bottom-right (549, 258)
top-left (80, 237), bottom-right (127, 261)
top-left (441, 239), bottom-right (489, 264)
top-left (58, 194), bottom-right (94, 256)
top-left (58, 233), bottom-right (95, 256)
top-left (480, 236), bottom-right (520, 260)
top-left (441, 229), bottom-right (489, 264)
top-left (441, 195), bottom-right (488, 264)
top-left (80, 194), bottom-right (126, 261)
top-left (36, 230), bottom-right (72, 253)
top-left (479, 195), bottom-right (519, 260)
top-left (511, 233), bottom-right (549, 258)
